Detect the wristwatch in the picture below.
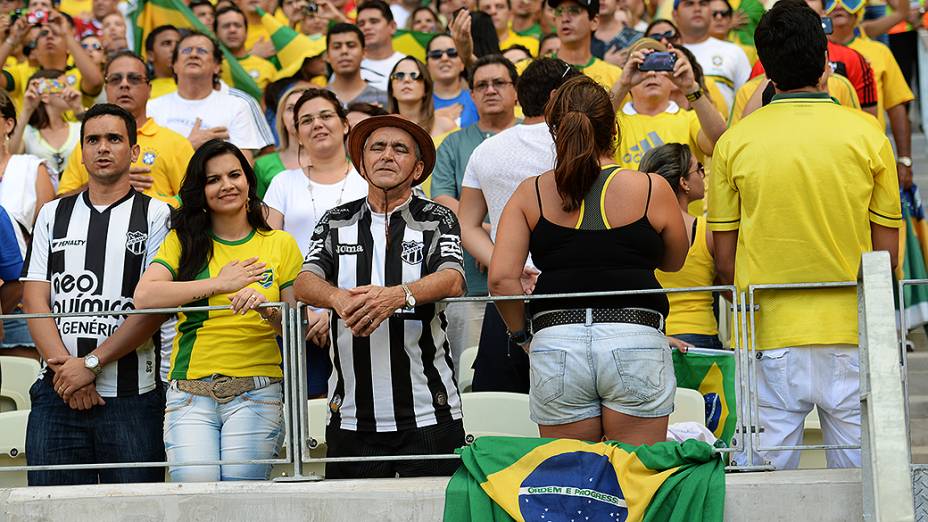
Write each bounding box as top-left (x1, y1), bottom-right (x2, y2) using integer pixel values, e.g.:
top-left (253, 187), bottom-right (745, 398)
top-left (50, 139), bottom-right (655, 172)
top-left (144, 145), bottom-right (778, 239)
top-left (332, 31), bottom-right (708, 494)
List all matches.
top-left (84, 354), bottom-right (103, 376)
top-left (508, 329), bottom-right (532, 347)
top-left (898, 156), bottom-right (913, 168)
top-left (401, 284), bottom-right (416, 308)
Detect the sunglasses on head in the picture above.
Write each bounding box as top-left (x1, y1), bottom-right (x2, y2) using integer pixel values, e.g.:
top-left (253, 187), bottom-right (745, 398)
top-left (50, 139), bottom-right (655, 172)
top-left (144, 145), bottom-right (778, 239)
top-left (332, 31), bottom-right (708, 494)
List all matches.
top-left (647, 29), bottom-right (677, 41)
top-left (823, 0), bottom-right (864, 14)
top-left (391, 71), bottom-right (423, 81)
top-left (427, 47), bottom-right (459, 60)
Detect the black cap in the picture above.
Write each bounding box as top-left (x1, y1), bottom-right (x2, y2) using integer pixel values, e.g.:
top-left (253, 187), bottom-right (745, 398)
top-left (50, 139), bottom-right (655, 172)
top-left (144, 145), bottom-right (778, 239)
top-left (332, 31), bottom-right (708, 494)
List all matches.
top-left (547, 0), bottom-right (599, 17)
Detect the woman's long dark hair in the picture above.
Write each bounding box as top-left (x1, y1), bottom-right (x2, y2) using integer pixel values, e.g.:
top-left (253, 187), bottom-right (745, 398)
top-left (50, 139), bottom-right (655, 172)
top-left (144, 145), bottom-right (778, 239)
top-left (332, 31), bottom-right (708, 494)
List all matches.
top-left (544, 75), bottom-right (617, 212)
top-left (638, 142), bottom-right (692, 196)
top-left (172, 139), bottom-right (271, 281)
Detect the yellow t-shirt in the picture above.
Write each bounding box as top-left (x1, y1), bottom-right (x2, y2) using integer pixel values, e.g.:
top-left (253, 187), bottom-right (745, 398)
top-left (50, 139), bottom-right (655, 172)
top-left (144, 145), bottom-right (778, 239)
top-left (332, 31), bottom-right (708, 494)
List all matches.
top-left (847, 35), bottom-right (915, 129)
top-left (57, 118), bottom-right (193, 206)
top-left (59, 0), bottom-right (93, 17)
top-left (150, 77), bottom-right (178, 100)
top-left (153, 228), bottom-right (303, 380)
top-left (500, 30), bottom-right (540, 56)
top-left (707, 92), bottom-right (903, 350)
top-left (729, 74), bottom-right (862, 126)
top-left (245, 19), bottom-right (272, 53)
top-left (655, 216), bottom-right (718, 336)
top-left (574, 57), bottom-right (621, 92)
top-left (3, 63), bottom-right (97, 111)
top-left (222, 54), bottom-right (278, 91)
top-left (705, 77), bottom-right (730, 121)
top-left (615, 101), bottom-right (702, 169)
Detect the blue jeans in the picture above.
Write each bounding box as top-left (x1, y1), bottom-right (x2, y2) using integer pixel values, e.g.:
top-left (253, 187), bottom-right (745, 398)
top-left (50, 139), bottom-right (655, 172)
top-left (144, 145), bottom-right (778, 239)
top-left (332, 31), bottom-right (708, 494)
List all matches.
top-left (163, 380), bottom-right (284, 482)
top-left (674, 333), bottom-right (724, 350)
top-left (26, 377), bottom-right (165, 485)
top-left (1, 308), bottom-right (35, 348)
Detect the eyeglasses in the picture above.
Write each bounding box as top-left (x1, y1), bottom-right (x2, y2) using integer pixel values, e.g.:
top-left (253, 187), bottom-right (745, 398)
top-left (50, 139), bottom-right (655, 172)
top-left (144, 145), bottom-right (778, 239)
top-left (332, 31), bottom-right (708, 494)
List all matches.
top-left (390, 71), bottom-right (423, 82)
top-left (688, 162), bottom-right (706, 178)
top-left (823, 0), bottom-right (864, 13)
top-left (474, 79), bottom-right (512, 92)
top-left (647, 29), bottom-right (677, 41)
top-left (427, 48), bottom-right (459, 60)
top-left (711, 9), bottom-right (732, 18)
top-left (553, 5), bottom-right (585, 17)
top-left (81, 41), bottom-right (102, 51)
top-left (297, 110), bottom-right (338, 126)
top-left (179, 45), bottom-right (211, 56)
top-left (105, 73), bottom-right (148, 86)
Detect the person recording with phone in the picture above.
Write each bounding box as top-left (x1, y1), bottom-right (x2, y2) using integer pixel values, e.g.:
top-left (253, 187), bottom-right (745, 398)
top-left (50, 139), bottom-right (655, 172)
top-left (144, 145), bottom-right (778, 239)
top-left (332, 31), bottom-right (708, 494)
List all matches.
top-left (610, 37), bottom-right (725, 170)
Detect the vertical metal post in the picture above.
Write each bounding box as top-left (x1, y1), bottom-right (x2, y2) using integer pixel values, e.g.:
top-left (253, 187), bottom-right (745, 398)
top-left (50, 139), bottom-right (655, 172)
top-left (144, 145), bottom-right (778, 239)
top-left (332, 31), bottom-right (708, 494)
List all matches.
top-left (899, 280), bottom-right (912, 444)
top-left (917, 29), bottom-right (928, 133)
top-left (741, 291), bottom-right (756, 467)
top-left (859, 252), bottom-right (914, 521)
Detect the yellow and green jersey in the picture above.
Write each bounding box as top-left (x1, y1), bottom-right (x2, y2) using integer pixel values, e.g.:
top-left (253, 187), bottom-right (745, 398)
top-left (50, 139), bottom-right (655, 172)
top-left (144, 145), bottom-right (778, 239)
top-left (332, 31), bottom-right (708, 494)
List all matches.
top-left (153, 228), bottom-right (303, 380)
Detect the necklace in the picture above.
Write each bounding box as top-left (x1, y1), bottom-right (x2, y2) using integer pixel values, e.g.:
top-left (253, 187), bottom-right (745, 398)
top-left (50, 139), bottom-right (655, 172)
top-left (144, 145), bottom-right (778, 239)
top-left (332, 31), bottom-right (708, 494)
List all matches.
top-left (305, 161), bottom-right (352, 225)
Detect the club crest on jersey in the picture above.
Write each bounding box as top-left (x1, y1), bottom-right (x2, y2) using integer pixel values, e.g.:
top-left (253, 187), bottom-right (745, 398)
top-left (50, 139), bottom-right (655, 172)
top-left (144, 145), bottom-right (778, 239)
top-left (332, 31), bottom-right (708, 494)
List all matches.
top-left (329, 394), bottom-right (342, 412)
top-left (258, 268), bottom-right (273, 288)
top-left (125, 231), bottom-right (148, 256)
top-left (401, 240), bottom-right (424, 265)
top-left (142, 152), bottom-right (156, 165)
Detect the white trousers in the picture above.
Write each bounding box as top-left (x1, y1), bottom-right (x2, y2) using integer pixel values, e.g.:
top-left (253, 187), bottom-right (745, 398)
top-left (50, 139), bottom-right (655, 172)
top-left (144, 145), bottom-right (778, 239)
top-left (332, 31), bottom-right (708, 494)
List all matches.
top-left (735, 345), bottom-right (861, 470)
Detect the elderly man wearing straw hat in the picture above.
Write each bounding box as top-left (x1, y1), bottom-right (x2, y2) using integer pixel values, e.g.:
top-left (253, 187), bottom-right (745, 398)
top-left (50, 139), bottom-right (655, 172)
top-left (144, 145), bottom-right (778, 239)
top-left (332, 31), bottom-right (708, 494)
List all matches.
top-left (295, 115), bottom-right (467, 479)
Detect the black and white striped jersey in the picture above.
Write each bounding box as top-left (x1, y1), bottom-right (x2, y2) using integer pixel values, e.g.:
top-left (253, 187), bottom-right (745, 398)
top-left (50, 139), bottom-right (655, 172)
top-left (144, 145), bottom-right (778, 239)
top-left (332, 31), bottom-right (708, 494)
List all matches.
top-left (22, 190), bottom-right (170, 397)
top-left (302, 195), bottom-right (466, 432)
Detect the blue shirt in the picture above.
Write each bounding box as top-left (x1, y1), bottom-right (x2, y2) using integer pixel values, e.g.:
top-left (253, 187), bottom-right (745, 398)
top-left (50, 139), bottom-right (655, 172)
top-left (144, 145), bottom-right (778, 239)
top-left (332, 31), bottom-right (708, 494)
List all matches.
top-left (0, 206), bottom-right (23, 282)
top-left (434, 90), bottom-right (479, 128)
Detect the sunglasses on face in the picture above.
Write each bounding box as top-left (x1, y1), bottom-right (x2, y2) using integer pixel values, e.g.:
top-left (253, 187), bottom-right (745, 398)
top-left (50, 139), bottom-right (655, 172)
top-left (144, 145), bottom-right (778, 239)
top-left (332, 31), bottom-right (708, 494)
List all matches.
top-left (711, 9), bottom-right (732, 17)
top-left (391, 71), bottom-right (423, 82)
top-left (647, 29), bottom-right (677, 41)
top-left (81, 41), bottom-right (102, 51)
top-left (105, 72), bottom-right (148, 86)
top-left (553, 5), bottom-right (584, 17)
top-left (473, 79), bottom-right (512, 92)
top-left (824, 0), bottom-right (864, 13)
top-left (427, 48), bottom-right (459, 60)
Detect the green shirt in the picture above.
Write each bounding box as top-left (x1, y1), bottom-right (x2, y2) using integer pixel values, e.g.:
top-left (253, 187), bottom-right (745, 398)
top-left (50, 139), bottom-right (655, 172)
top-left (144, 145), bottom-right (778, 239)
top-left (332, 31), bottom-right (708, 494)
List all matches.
top-left (514, 23), bottom-right (543, 40)
top-left (432, 124), bottom-right (497, 296)
top-left (254, 152), bottom-right (286, 199)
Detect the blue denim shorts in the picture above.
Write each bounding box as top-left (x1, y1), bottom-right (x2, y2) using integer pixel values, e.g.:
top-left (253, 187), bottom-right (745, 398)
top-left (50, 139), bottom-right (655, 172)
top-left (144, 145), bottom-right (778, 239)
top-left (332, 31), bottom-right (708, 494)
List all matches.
top-left (2, 308), bottom-right (35, 349)
top-left (528, 321), bottom-right (676, 425)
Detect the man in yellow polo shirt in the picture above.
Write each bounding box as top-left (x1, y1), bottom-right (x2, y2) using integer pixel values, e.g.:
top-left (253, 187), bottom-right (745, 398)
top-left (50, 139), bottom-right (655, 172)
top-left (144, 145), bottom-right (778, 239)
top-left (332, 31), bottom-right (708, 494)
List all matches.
top-left (58, 51), bottom-right (192, 206)
top-left (827, 0), bottom-right (915, 188)
top-left (478, 0), bottom-right (541, 56)
top-left (215, 5), bottom-right (277, 91)
top-left (729, 71), bottom-right (861, 125)
top-left (708, 0), bottom-right (901, 471)
top-left (549, 0), bottom-right (621, 90)
top-left (144, 24), bottom-right (180, 100)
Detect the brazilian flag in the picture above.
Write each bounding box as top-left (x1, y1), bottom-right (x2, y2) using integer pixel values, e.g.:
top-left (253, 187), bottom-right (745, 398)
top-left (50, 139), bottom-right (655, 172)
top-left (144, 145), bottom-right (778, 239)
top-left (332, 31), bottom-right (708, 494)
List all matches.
top-left (129, 0), bottom-right (263, 100)
top-left (672, 350), bottom-right (737, 445)
top-left (444, 437), bottom-right (725, 522)
top-left (393, 30), bottom-right (436, 63)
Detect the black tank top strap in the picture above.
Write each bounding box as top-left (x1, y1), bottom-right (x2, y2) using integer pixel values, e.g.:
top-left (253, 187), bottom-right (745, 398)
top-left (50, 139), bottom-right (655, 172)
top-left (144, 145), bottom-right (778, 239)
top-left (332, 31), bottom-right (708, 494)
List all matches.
top-left (642, 172), bottom-right (653, 219)
top-left (534, 175), bottom-right (544, 218)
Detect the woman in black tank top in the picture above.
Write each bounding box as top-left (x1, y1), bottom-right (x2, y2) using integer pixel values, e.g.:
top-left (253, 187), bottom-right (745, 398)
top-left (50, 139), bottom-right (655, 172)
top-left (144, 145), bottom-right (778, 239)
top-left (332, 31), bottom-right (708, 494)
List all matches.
top-left (488, 75), bottom-right (688, 445)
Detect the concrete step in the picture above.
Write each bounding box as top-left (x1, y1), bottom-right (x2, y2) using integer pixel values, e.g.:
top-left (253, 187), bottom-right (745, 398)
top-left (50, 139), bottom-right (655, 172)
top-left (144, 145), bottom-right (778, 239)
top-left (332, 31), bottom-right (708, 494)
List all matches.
top-left (908, 351), bottom-right (928, 373)
top-left (909, 395), bottom-right (928, 419)
top-left (906, 370), bottom-right (928, 396)
top-left (912, 446), bottom-right (928, 464)
top-left (910, 418), bottom-right (928, 447)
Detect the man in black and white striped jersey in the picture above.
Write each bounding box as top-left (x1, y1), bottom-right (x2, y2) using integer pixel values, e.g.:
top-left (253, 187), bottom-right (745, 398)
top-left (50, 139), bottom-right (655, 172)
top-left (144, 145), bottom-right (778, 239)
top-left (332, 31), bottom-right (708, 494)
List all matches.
top-left (21, 104), bottom-right (170, 486)
top-left (296, 115), bottom-right (467, 479)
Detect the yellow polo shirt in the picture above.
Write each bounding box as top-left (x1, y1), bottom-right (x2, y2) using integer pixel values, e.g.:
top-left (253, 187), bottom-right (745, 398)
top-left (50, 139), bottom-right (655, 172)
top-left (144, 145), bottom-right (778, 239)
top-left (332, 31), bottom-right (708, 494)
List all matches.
top-left (222, 54), bottom-right (278, 91)
top-left (729, 74), bottom-right (862, 125)
top-left (153, 228), bottom-right (303, 380)
top-left (570, 56), bottom-right (622, 92)
top-left (57, 118), bottom-right (193, 207)
top-left (615, 101), bottom-right (702, 169)
top-left (846, 35), bottom-right (914, 129)
top-left (708, 92), bottom-right (902, 350)
top-left (150, 77), bottom-right (178, 100)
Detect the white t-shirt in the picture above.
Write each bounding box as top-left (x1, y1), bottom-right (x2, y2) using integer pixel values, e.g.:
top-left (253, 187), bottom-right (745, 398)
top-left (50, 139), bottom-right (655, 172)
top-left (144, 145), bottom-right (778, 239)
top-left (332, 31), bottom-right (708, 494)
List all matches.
top-left (361, 51), bottom-right (406, 92)
top-left (461, 122), bottom-right (555, 241)
top-left (390, 5), bottom-right (413, 28)
top-left (263, 167), bottom-right (369, 255)
top-left (147, 90), bottom-right (267, 151)
top-left (23, 122), bottom-right (81, 186)
top-left (685, 37), bottom-right (751, 108)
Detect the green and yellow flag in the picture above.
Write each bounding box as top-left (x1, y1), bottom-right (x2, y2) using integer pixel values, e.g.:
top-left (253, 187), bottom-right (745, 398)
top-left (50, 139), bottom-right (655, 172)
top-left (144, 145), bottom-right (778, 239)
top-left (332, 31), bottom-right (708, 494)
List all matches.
top-left (255, 7), bottom-right (326, 80)
top-left (129, 0), bottom-right (263, 100)
top-left (672, 350), bottom-right (737, 445)
top-left (444, 437), bottom-right (725, 522)
top-left (392, 29), bottom-right (435, 63)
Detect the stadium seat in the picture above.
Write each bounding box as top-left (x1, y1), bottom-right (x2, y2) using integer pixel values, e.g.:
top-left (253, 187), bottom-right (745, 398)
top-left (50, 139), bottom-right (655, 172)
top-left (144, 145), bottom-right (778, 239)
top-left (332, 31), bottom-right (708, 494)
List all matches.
top-left (460, 392), bottom-right (539, 439)
top-left (669, 388), bottom-right (706, 426)
top-left (307, 398), bottom-right (328, 448)
top-left (0, 410), bottom-right (28, 488)
top-left (457, 346), bottom-right (478, 393)
top-left (0, 357), bottom-right (40, 411)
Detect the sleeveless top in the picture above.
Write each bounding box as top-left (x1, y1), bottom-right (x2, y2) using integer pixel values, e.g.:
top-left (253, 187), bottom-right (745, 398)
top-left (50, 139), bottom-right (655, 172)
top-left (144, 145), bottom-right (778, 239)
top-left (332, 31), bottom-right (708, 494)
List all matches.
top-left (655, 215), bottom-right (718, 336)
top-left (528, 166), bottom-right (668, 316)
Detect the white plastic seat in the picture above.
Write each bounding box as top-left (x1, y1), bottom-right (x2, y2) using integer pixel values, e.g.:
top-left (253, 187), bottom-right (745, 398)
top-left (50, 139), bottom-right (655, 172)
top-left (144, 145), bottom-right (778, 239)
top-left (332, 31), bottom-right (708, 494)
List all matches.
top-left (669, 388), bottom-right (706, 426)
top-left (0, 410), bottom-right (28, 458)
top-left (457, 346), bottom-right (478, 393)
top-left (460, 392), bottom-right (539, 439)
top-left (0, 357), bottom-right (40, 411)
top-left (307, 398), bottom-right (328, 448)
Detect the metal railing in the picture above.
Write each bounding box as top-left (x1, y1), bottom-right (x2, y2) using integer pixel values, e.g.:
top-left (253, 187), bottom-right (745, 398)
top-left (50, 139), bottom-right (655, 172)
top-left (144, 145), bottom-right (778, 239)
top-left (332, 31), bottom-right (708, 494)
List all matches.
top-left (0, 271), bottom-right (917, 479)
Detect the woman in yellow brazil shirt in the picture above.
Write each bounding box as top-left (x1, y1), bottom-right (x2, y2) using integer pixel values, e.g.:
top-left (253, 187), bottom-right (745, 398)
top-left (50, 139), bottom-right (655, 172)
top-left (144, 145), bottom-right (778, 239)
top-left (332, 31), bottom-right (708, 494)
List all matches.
top-left (134, 139), bottom-right (329, 482)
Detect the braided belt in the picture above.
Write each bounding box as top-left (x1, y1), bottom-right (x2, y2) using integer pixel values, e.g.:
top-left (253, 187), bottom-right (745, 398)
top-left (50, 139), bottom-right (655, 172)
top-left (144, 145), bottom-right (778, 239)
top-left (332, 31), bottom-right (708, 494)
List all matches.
top-left (532, 308), bottom-right (664, 333)
top-left (176, 376), bottom-right (282, 404)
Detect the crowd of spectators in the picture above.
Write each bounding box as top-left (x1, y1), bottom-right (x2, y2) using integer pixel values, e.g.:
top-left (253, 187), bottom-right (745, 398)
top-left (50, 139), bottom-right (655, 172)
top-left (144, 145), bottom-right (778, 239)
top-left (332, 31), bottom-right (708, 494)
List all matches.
top-left (0, 0), bottom-right (921, 486)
